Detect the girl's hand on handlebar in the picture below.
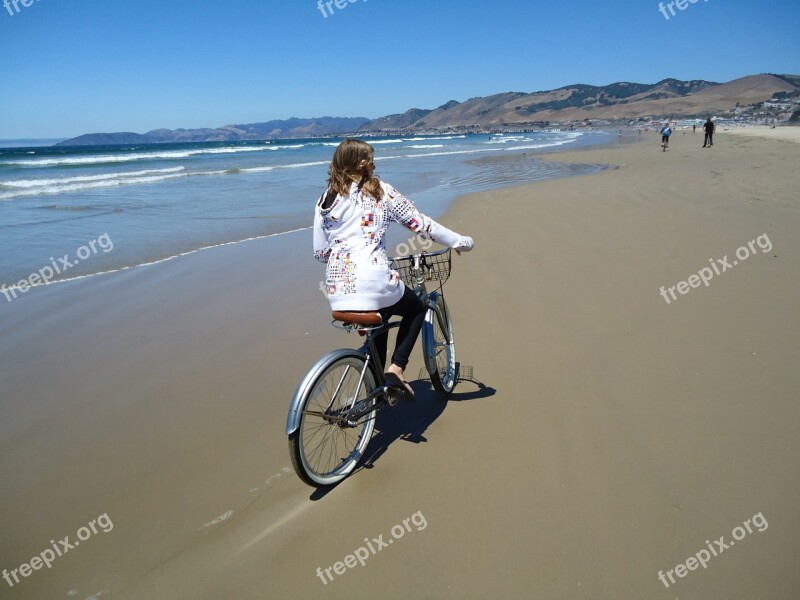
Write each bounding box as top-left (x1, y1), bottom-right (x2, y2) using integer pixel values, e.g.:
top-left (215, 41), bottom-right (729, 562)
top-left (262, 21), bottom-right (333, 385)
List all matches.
top-left (453, 236), bottom-right (474, 255)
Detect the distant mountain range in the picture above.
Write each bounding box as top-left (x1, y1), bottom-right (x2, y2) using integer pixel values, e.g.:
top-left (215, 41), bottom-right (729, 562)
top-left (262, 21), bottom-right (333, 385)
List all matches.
top-left (58, 117), bottom-right (370, 146)
top-left (58, 74), bottom-right (800, 146)
top-left (363, 74), bottom-right (800, 131)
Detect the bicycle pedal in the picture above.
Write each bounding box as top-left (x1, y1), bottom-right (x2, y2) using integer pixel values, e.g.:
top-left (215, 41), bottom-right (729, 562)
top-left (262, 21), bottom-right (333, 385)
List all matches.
top-left (384, 373), bottom-right (414, 404)
top-left (380, 383), bottom-right (399, 407)
top-left (388, 385), bottom-right (414, 404)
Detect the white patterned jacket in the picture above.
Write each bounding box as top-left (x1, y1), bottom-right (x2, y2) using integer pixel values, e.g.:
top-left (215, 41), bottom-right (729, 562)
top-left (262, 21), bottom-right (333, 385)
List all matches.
top-left (313, 180), bottom-right (472, 310)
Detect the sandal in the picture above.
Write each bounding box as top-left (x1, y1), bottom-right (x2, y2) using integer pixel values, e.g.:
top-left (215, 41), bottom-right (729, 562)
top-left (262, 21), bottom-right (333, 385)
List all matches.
top-left (385, 372), bottom-right (415, 403)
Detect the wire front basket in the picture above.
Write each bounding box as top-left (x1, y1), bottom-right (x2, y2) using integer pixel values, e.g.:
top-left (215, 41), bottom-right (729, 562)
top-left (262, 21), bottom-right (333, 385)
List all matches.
top-left (389, 249), bottom-right (451, 290)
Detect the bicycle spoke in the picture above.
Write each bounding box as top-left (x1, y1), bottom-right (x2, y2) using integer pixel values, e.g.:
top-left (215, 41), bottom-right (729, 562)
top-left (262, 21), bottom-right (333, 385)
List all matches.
top-left (294, 357), bottom-right (377, 483)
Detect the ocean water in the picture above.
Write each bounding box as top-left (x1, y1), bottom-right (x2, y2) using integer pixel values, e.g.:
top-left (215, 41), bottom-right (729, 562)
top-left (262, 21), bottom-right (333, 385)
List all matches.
top-left (0, 131), bottom-right (611, 289)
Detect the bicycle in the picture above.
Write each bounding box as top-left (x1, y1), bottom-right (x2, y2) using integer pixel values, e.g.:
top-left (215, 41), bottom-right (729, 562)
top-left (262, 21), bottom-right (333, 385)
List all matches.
top-left (286, 248), bottom-right (457, 487)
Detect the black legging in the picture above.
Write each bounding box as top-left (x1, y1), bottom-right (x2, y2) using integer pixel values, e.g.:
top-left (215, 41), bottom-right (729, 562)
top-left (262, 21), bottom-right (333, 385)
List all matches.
top-left (375, 286), bottom-right (426, 372)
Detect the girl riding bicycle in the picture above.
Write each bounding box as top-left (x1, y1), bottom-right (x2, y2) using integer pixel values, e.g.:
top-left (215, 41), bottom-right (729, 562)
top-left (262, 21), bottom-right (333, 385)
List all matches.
top-left (313, 138), bottom-right (474, 398)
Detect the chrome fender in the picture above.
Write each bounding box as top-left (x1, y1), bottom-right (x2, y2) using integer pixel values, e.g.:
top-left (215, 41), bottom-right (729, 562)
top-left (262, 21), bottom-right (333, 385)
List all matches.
top-left (285, 348), bottom-right (366, 436)
top-left (422, 292), bottom-right (441, 376)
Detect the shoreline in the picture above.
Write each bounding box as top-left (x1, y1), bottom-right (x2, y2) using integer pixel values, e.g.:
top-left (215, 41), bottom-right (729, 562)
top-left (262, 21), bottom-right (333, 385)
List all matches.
top-left (2, 132), bottom-right (797, 598)
top-left (1, 131), bottom-right (619, 295)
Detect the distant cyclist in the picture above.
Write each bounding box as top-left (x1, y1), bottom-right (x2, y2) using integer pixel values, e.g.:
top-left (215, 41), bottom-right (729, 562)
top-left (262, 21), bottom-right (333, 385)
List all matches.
top-left (313, 139), bottom-right (474, 397)
top-left (660, 123), bottom-right (672, 151)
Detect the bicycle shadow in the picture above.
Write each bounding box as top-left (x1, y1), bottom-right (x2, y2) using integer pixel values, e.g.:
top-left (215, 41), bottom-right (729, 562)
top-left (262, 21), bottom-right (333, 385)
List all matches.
top-left (308, 369), bottom-right (495, 500)
top-left (308, 389), bottom-right (444, 500)
top-left (443, 364), bottom-right (497, 402)
top-left (308, 367), bottom-right (495, 500)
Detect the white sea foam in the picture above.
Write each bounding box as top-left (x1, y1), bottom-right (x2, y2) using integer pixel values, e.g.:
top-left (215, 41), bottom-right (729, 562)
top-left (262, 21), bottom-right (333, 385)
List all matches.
top-left (402, 135), bottom-right (466, 141)
top-left (0, 167), bottom-right (185, 189)
top-left (485, 135), bottom-right (532, 144)
top-left (322, 135), bottom-right (464, 146)
top-left (0, 169), bottom-right (188, 199)
top-left (239, 160), bottom-right (329, 174)
top-left (378, 133), bottom-right (581, 160)
top-left (0, 133), bottom-right (583, 199)
top-left (0, 144), bottom-right (277, 167)
top-left (0, 159), bottom-right (333, 198)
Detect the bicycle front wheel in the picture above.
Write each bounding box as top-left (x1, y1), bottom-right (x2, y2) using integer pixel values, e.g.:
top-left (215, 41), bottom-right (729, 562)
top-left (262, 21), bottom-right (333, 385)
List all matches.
top-left (423, 292), bottom-right (456, 396)
top-left (288, 354), bottom-right (378, 486)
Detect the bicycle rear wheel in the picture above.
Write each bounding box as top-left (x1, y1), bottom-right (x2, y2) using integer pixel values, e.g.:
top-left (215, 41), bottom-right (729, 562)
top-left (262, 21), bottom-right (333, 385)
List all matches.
top-left (288, 355), bottom-right (378, 486)
top-left (423, 292), bottom-right (456, 396)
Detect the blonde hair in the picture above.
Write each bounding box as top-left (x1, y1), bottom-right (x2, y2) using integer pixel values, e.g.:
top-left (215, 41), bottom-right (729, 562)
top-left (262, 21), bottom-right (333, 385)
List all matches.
top-left (327, 138), bottom-right (383, 200)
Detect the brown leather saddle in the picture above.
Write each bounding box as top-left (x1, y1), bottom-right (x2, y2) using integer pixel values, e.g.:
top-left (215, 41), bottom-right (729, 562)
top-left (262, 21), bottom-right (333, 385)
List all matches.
top-left (331, 311), bottom-right (382, 327)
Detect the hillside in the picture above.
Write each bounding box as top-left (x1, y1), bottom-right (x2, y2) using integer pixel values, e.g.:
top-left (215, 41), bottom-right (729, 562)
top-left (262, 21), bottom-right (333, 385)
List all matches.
top-left (360, 74), bottom-right (800, 131)
top-left (58, 117), bottom-right (370, 146)
top-left (57, 74), bottom-right (800, 145)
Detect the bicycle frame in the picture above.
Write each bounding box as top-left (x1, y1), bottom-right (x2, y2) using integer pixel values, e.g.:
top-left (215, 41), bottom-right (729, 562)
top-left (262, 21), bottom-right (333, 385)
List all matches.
top-left (285, 251), bottom-right (447, 436)
top-left (284, 322), bottom-right (397, 437)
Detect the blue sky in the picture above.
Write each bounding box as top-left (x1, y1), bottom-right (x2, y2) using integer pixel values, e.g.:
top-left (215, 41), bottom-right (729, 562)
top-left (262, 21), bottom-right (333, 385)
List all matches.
top-left (0, 0), bottom-right (798, 139)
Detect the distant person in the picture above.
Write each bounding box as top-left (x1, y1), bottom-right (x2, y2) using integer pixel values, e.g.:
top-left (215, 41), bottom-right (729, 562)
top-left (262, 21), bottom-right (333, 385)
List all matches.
top-left (693, 124), bottom-right (697, 134)
top-left (660, 123), bottom-right (672, 151)
top-left (702, 118), bottom-right (715, 148)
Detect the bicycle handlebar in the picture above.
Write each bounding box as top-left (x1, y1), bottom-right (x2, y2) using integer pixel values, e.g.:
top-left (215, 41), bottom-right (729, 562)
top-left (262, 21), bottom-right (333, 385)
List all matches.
top-left (388, 247), bottom-right (451, 289)
top-left (387, 247), bottom-right (450, 263)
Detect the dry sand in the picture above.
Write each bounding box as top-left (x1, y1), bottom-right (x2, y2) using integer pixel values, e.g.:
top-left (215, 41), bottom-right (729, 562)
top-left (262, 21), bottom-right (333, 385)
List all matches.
top-left (722, 125), bottom-right (800, 143)
top-left (1, 131), bottom-right (798, 599)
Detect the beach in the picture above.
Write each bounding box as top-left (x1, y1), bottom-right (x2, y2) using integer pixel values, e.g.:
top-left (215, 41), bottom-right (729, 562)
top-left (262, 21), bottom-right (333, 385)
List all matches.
top-left (723, 124), bottom-right (800, 143)
top-left (1, 130), bottom-right (798, 599)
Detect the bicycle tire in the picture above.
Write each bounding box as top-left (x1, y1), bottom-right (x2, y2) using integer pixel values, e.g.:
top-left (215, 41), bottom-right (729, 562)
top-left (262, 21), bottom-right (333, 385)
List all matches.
top-left (423, 292), bottom-right (456, 396)
top-left (288, 354), bottom-right (378, 486)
